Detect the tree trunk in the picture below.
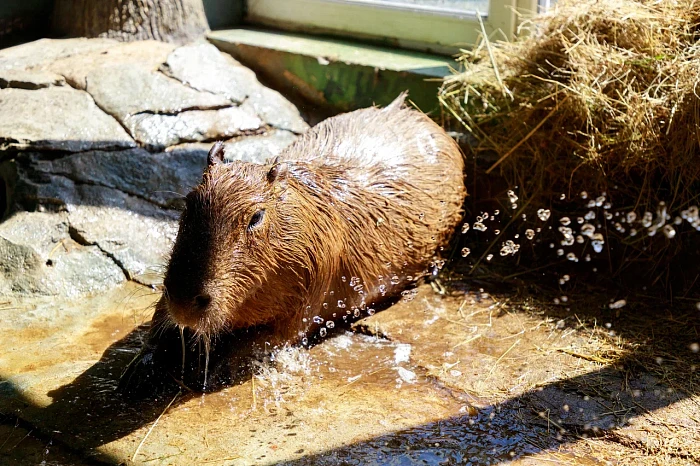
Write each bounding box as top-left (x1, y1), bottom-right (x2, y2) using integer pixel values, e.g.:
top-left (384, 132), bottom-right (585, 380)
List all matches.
top-left (52, 0), bottom-right (210, 44)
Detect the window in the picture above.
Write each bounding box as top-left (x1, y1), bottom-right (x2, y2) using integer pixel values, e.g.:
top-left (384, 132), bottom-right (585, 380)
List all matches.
top-left (246, 0), bottom-right (539, 55)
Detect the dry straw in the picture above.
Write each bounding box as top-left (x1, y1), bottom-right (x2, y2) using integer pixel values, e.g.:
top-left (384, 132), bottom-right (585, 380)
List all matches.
top-left (441, 0), bottom-right (700, 286)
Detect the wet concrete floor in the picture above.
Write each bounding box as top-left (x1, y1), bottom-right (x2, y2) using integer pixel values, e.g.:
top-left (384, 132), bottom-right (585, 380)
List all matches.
top-left (1, 283), bottom-right (698, 465)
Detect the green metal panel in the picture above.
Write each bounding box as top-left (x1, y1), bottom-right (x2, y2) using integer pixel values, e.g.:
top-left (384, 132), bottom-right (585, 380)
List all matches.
top-left (209, 28), bottom-right (456, 113)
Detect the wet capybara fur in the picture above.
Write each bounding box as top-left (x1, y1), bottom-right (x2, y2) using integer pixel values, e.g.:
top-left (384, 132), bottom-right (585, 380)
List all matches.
top-left (118, 94), bottom-right (466, 398)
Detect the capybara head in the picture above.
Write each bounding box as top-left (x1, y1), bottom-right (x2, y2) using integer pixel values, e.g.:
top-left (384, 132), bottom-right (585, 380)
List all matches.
top-left (162, 142), bottom-right (308, 338)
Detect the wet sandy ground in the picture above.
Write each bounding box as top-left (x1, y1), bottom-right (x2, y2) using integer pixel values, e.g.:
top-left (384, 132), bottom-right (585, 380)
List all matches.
top-left (1, 283), bottom-right (698, 465)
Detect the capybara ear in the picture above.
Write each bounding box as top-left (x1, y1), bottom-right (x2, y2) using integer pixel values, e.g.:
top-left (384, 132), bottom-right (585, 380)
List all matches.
top-left (267, 159), bottom-right (288, 184)
top-left (207, 141), bottom-right (225, 167)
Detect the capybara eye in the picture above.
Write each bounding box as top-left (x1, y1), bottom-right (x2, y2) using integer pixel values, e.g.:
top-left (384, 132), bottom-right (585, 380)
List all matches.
top-left (248, 210), bottom-right (265, 230)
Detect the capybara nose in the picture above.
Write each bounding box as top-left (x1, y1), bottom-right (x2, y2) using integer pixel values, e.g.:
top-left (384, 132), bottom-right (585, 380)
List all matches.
top-left (193, 294), bottom-right (212, 310)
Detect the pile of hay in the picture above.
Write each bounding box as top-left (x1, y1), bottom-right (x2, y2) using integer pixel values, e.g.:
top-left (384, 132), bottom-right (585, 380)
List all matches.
top-left (441, 0), bottom-right (700, 291)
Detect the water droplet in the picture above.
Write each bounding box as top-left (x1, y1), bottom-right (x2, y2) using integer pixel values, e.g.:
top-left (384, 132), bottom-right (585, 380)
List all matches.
top-left (367, 308), bottom-right (376, 315)
top-left (581, 224), bottom-right (596, 238)
top-left (326, 321), bottom-right (335, 329)
top-left (662, 224), bottom-right (676, 239)
top-left (379, 284), bottom-right (387, 296)
top-left (461, 247), bottom-right (471, 257)
top-left (486, 254), bottom-right (493, 261)
top-left (341, 276), bottom-right (347, 282)
top-left (525, 229), bottom-right (535, 240)
top-left (609, 299), bottom-right (627, 310)
top-left (401, 289), bottom-right (418, 302)
top-left (500, 240), bottom-right (520, 256)
top-left (507, 190), bottom-right (518, 204)
top-left (353, 308), bottom-right (361, 318)
top-left (319, 328), bottom-right (327, 337)
top-left (537, 209), bottom-right (551, 221)
top-left (559, 226), bottom-right (574, 246)
top-left (349, 277), bottom-right (360, 286)
top-left (390, 276), bottom-right (400, 285)
top-left (566, 252), bottom-right (578, 262)
top-left (473, 222), bottom-right (487, 232)
top-left (322, 302), bottom-right (328, 309)
top-left (626, 212), bottom-right (637, 223)
top-left (580, 191), bottom-right (588, 199)
top-left (595, 195), bottom-right (605, 207)
top-left (591, 234), bottom-right (605, 253)
top-left (494, 209), bottom-right (500, 215)
top-left (557, 249), bottom-right (564, 256)
top-left (690, 343), bottom-right (699, 353)
top-left (560, 193), bottom-right (566, 200)
top-left (461, 223), bottom-right (470, 234)
top-left (337, 300), bottom-right (346, 309)
top-left (313, 316), bottom-right (324, 324)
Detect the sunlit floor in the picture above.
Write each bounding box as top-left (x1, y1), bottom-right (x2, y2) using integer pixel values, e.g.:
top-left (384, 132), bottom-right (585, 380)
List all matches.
top-left (1, 284), bottom-right (698, 465)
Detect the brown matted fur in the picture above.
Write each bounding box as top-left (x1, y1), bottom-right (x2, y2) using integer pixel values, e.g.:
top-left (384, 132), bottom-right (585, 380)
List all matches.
top-left (159, 93), bottom-right (466, 347)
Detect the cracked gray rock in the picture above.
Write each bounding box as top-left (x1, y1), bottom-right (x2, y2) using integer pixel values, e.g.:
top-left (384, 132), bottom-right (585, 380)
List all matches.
top-left (47, 40), bottom-right (176, 90)
top-left (29, 147), bottom-right (206, 209)
top-left (241, 85), bottom-right (309, 134)
top-left (0, 211), bottom-right (125, 297)
top-left (13, 169), bottom-right (178, 287)
top-left (124, 106), bottom-right (263, 150)
top-left (67, 189), bottom-right (179, 286)
top-left (85, 64), bottom-right (232, 120)
top-left (0, 69), bottom-right (66, 90)
top-left (160, 42), bottom-right (257, 104)
top-left (223, 129), bottom-right (298, 164)
top-left (161, 43), bottom-right (308, 134)
top-left (0, 37), bottom-right (308, 297)
top-left (0, 38), bottom-right (118, 72)
top-left (0, 87), bottom-right (136, 154)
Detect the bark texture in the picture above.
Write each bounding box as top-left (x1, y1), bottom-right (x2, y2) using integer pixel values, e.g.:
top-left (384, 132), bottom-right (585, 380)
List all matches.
top-left (52, 0), bottom-right (209, 44)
